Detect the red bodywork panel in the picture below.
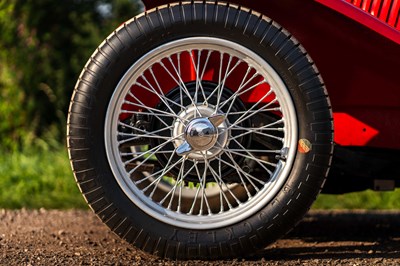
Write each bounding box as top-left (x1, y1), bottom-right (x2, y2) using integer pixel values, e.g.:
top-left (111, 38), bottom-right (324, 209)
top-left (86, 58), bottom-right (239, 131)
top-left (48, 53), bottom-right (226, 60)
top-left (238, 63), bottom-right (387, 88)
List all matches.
top-left (318, 0), bottom-right (400, 43)
top-left (142, 0), bottom-right (400, 149)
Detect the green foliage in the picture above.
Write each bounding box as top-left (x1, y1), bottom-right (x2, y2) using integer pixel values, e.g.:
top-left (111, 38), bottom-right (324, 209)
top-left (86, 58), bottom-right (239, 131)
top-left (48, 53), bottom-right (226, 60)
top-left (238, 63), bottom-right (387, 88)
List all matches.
top-left (0, 64), bottom-right (30, 150)
top-left (0, 0), bottom-right (142, 149)
top-left (0, 144), bottom-right (87, 209)
top-left (314, 191), bottom-right (400, 209)
top-left (0, 0), bottom-right (142, 208)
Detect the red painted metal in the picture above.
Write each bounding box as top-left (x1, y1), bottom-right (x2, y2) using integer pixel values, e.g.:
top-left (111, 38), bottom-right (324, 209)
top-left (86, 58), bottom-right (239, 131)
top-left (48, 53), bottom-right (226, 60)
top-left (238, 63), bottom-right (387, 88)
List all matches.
top-left (141, 0), bottom-right (400, 149)
top-left (316, 0), bottom-right (400, 43)
top-left (334, 113), bottom-right (379, 146)
top-left (362, 0), bottom-right (373, 11)
top-left (388, 1), bottom-right (400, 27)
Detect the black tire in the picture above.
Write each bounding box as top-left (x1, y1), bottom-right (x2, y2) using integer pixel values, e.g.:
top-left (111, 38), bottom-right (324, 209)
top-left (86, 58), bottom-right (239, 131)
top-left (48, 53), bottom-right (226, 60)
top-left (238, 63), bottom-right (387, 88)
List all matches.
top-left (67, 1), bottom-right (333, 259)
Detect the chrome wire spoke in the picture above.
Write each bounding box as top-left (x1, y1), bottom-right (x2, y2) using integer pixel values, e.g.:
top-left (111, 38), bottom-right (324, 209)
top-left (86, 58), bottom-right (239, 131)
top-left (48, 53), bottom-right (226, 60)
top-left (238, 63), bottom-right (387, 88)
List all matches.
top-left (202, 156), bottom-right (235, 212)
top-left (224, 149), bottom-right (274, 179)
top-left (230, 138), bottom-right (277, 168)
top-left (214, 54), bottom-right (234, 112)
top-left (123, 134), bottom-right (182, 172)
top-left (199, 50), bottom-right (213, 106)
top-left (117, 124), bottom-right (174, 143)
top-left (163, 157), bottom-right (186, 207)
top-left (228, 127), bottom-right (284, 143)
top-left (123, 142), bottom-right (168, 167)
top-left (206, 53), bottom-right (241, 107)
top-left (145, 147), bottom-right (178, 198)
top-left (226, 116), bottom-right (284, 142)
top-left (215, 154), bottom-right (266, 186)
top-left (160, 159), bottom-right (197, 210)
top-left (187, 162), bottom-right (205, 215)
top-left (219, 65), bottom-right (253, 112)
top-left (124, 91), bottom-right (172, 127)
top-left (177, 52), bottom-right (184, 112)
top-left (226, 95), bottom-right (278, 130)
top-left (189, 50), bottom-right (200, 103)
top-left (217, 159), bottom-right (224, 213)
top-left (123, 98), bottom-right (168, 128)
top-left (227, 149), bottom-right (281, 154)
top-left (213, 61), bottom-right (242, 112)
top-left (214, 139), bottom-right (262, 191)
top-left (220, 76), bottom-right (266, 114)
top-left (137, 156), bottom-right (184, 186)
top-left (123, 97), bottom-right (181, 120)
top-left (208, 166), bottom-right (234, 211)
top-left (120, 110), bottom-right (188, 122)
top-left (198, 153), bottom-right (212, 215)
top-left (226, 109), bottom-right (282, 116)
top-left (227, 105), bottom-right (281, 133)
top-left (120, 150), bottom-right (174, 157)
top-left (117, 122), bottom-right (172, 136)
top-left (205, 154), bottom-right (241, 207)
top-left (135, 79), bottom-right (185, 118)
top-left (220, 69), bottom-right (259, 105)
top-left (148, 67), bottom-right (187, 111)
top-left (135, 80), bottom-right (176, 113)
top-left (222, 151), bottom-right (255, 197)
top-left (230, 118), bottom-right (284, 129)
top-left (189, 49), bottom-right (209, 104)
top-left (159, 57), bottom-right (202, 116)
top-left (118, 133), bottom-right (171, 142)
top-left (224, 79), bottom-right (268, 117)
top-left (218, 118), bottom-right (284, 136)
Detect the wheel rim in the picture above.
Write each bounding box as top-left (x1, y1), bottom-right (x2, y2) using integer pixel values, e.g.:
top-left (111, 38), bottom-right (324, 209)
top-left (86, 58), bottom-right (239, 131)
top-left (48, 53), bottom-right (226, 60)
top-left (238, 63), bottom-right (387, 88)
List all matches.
top-left (105, 37), bottom-right (298, 229)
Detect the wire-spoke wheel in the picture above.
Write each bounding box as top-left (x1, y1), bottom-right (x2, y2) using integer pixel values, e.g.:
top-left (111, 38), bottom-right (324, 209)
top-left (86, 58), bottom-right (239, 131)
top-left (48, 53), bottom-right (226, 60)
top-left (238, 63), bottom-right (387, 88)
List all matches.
top-left (105, 37), bottom-right (297, 229)
top-left (68, 2), bottom-right (333, 259)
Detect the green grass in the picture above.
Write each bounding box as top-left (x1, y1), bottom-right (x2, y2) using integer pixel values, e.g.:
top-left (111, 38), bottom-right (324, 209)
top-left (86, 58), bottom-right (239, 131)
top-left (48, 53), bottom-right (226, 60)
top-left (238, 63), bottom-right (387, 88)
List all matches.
top-left (314, 190), bottom-right (400, 210)
top-left (1, 144), bottom-right (400, 210)
top-left (0, 146), bottom-right (87, 209)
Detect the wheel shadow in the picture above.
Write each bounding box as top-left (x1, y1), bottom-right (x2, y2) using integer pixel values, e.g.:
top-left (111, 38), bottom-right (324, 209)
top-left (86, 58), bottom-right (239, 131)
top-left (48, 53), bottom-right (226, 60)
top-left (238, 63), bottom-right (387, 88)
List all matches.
top-left (256, 211), bottom-right (400, 260)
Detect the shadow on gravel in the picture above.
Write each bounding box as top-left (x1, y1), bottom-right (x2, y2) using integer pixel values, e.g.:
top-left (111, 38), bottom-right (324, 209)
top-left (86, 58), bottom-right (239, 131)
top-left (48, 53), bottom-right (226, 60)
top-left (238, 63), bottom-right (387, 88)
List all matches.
top-left (258, 211), bottom-right (400, 261)
top-left (1, 210), bottom-right (399, 264)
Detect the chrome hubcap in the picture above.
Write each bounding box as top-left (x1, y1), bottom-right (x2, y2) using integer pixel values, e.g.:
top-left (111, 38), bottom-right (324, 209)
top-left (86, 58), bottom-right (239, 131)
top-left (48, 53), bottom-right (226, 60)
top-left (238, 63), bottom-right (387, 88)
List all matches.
top-left (177, 114), bottom-right (225, 156)
top-left (173, 106), bottom-right (229, 160)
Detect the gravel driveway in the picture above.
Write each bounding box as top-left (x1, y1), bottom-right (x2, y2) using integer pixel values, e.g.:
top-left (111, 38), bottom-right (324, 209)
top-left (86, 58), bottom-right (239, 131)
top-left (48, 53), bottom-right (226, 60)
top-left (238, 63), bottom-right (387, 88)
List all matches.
top-left (1, 209), bottom-right (399, 265)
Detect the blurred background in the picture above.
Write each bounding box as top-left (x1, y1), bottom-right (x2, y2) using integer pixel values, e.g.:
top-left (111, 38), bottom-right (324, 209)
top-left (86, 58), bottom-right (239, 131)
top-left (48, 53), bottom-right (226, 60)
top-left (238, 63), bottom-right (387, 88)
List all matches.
top-left (0, 0), bottom-right (142, 208)
top-left (0, 0), bottom-right (399, 210)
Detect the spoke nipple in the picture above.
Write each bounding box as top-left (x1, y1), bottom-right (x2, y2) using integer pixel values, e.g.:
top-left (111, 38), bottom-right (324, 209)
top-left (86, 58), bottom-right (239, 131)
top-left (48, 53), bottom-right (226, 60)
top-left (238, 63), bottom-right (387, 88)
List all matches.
top-left (242, 165), bottom-right (251, 173)
top-left (276, 147), bottom-right (289, 161)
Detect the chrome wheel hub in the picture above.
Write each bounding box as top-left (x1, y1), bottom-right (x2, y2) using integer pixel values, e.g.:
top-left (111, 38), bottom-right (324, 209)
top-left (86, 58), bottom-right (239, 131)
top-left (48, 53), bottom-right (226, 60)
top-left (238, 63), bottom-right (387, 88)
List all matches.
top-left (173, 105), bottom-right (228, 160)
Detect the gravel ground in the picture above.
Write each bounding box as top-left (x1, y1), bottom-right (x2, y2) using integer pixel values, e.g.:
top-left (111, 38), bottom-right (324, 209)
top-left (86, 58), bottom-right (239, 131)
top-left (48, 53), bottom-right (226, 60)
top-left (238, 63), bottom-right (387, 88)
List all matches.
top-left (0, 209), bottom-right (399, 265)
